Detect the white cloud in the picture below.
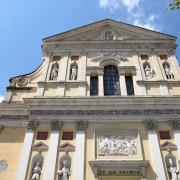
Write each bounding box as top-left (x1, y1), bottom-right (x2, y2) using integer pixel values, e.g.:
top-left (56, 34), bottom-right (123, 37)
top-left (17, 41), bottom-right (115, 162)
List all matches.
top-left (99, 0), bottom-right (140, 12)
top-left (0, 96), bottom-right (4, 103)
top-left (133, 14), bottom-right (159, 31)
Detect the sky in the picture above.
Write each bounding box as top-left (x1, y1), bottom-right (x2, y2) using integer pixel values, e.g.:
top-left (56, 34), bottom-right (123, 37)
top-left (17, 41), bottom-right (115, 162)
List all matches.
top-left (0, 0), bottom-right (180, 100)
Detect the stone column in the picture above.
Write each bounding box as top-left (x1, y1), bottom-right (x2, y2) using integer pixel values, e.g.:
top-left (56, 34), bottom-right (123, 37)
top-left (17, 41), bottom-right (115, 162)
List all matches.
top-left (44, 121), bottom-right (63, 180)
top-left (144, 120), bottom-right (166, 180)
top-left (169, 120), bottom-right (180, 155)
top-left (16, 121), bottom-right (39, 180)
top-left (119, 72), bottom-right (127, 95)
top-left (74, 121), bottom-right (88, 180)
top-left (86, 74), bottom-right (90, 96)
top-left (98, 70), bottom-right (104, 96)
top-left (132, 51), bottom-right (147, 95)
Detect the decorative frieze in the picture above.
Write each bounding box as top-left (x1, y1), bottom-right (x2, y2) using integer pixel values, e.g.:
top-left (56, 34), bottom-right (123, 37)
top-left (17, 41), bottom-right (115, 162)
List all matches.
top-left (169, 120), bottom-right (180, 130)
top-left (144, 120), bottom-right (158, 130)
top-left (76, 121), bottom-right (88, 131)
top-left (51, 121), bottom-right (63, 131)
top-left (30, 109), bottom-right (180, 116)
top-left (27, 120), bottom-right (39, 131)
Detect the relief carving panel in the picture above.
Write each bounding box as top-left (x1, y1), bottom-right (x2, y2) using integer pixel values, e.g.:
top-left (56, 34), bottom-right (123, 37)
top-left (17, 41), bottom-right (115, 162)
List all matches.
top-left (98, 135), bottom-right (137, 156)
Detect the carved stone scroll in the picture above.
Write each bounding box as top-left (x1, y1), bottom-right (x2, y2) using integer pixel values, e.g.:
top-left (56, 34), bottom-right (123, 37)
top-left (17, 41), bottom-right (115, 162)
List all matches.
top-left (76, 121), bottom-right (88, 131)
top-left (144, 120), bottom-right (157, 130)
top-left (169, 120), bottom-right (180, 130)
top-left (27, 120), bottom-right (39, 131)
top-left (51, 121), bottom-right (63, 131)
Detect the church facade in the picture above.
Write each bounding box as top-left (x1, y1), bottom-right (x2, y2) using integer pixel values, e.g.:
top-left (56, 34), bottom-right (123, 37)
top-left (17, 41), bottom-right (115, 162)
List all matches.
top-left (0, 19), bottom-right (180, 180)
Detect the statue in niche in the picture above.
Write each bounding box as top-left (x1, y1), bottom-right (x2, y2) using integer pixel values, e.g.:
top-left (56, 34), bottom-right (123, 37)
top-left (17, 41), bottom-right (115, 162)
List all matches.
top-left (58, 152), bottom-right (71, 180)
top-left (144, 64), bottom-right (153, 80)
top-left (50, 63), bottom-right (59, 80)
top-left (70, 63), bottom-right (78, 80)
top-left (168, 158), bottom-right (179, 180)
top-left (164, 64), bottom-right (174, 79)
top-left (31, 161), bottom-right (42, 180)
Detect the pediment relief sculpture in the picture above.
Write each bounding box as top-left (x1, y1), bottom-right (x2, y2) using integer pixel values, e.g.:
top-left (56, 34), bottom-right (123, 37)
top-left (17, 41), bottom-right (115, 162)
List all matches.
top-left (91, 52), bottom-right (128, 64)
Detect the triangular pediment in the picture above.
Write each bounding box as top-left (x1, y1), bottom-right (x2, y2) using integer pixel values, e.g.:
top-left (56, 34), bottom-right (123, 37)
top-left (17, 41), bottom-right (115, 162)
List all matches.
top-left (58, 142), bottom-right (75, 152)
top-left (43, 19), bottom-right (176, 42)
top-left (32, 141), bottom-right (48, 151)
top-left (160, 141), bottom-right (177, 151)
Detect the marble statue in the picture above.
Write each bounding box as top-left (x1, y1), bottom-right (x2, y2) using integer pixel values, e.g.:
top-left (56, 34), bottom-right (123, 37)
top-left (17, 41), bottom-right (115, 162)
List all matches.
top-left (70, 64), bottom-right (77, 80)
top-left (58, 159), bottom-right (71, 180)
top-left (144, 65), bottom-right (153, 80)
top-left (50, 63), bottom-right (59, 80)
top-left (168, 158), bottom-right (179, 180)
top-left (164, 64), bottom-right (174, 79)
top-left (31, 161), bottom-right (41, 180)
top-left (98, 135), bottom-right (137, 156)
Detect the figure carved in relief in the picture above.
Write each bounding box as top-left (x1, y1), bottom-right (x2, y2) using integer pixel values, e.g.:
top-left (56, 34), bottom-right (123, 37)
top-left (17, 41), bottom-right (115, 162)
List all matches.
top-left (168, 158), bottom-right (179, 180)
top-left (31, 161), bottom-right (41, 180)
top-left (58, 152), bottom-right (71, 180)
top-left (70, 64), bottom-right (78, 80)
top-left (144, 64), bottom-right (153, 80)
top-left (164, 64), bottom-right (174, 79)
top-left (50, 63), bottom-right (59, 80)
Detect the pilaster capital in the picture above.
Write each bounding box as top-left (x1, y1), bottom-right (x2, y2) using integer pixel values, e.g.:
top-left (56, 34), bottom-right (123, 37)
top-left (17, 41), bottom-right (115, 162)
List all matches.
top-left (76, 121), bottom-right (88, 131)
top-left (144, 120), bottom-right (158, 130)
top-left (51, 121), bottom-right (63, 132)
top-left (27, 120), bottom-right (39, 131)
top-left (169, 120), bottom-right (180, 130)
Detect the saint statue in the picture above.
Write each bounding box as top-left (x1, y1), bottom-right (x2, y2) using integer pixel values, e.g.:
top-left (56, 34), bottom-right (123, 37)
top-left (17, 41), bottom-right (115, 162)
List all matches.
top-left (31, 161), bottom-right (41, 180)
top-left (168, 158), bottom-right (179, 180)
top-left (164, 64), bottom-right (174, 79)
top-left (144, 65), bottom-right (153, 80)
top-left (58, 158), bottom-right (71, 180)
top-left (50, 63), bottom-right (59, 80)
top-left (70, 64), bottom-right (77, 80)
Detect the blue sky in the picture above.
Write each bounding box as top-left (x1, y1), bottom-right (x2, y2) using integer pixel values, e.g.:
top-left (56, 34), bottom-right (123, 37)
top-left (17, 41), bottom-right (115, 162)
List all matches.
top-left (0, 0), bottom-right (180, 100)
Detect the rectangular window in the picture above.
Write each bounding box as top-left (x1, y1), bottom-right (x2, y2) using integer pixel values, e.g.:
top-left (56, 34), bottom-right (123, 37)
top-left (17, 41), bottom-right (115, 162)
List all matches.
top-left (159, 131), bottom-right (171, 140)
top-left (140, 55), bottom-right (149, 60)
top-left (159, 55), bottom-right (167, 60)
top-left (90, 77), bottom-right (98, 96)
top-left (53, 56), bottom-right (61, 61)
top-left (125, 76), bottom-right (134, 95)
top-left (37, 132), bottom-right (48, 140)
top-left (71, 56), bottom-right (79, 61)
top-left (62, 132), bottom-right (73, 140)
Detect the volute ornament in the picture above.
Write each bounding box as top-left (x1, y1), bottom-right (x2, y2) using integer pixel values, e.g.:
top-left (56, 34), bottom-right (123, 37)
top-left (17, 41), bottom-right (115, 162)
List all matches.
top-left (144, 120), bottom-right (158, 130)
top-left (76, 121), bottom-right (88, 131)
top-left (27, 121), bottom-right (39, 131)
top-left (51, 121), bottom-right (63, 131)
top-left (169, 120), bottom-right (180, 130)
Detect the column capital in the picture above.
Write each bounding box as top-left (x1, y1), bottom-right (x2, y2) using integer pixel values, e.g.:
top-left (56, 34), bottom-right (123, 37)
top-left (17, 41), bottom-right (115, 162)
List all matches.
top-left (76, 121), bottom-right (88, 131)
top-left (144, 120), bottom-right (158, 130)
top-left (51, 121), bottom-right (63, 131)
top-left (169, 120), bottom-right (180, 130)
top-left (27, 120), bottom-right (39, 131)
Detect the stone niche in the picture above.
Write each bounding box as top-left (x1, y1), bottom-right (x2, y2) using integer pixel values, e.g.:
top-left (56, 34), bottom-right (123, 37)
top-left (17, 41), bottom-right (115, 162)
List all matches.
top-left (95, 130), bottom-right (143, 160)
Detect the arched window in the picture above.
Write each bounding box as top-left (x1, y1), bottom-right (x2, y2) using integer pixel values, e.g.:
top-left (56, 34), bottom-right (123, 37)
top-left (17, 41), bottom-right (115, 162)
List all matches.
top-left (104, 65), bottom-right (120, 96)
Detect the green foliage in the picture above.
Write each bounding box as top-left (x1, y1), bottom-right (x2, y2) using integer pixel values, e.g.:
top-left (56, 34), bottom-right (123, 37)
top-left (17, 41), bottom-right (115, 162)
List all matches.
top-left (168, 0), bottom-right (180, 10)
